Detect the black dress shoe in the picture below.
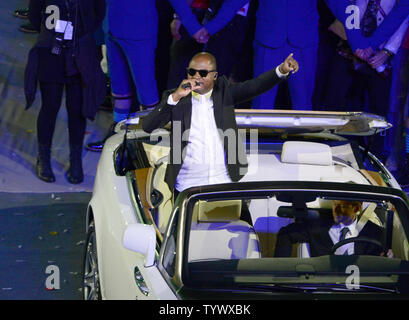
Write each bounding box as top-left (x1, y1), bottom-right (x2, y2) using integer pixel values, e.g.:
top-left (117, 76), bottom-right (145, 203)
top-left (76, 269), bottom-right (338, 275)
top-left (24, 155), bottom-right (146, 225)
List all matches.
top-left (36, 159), bottom-right (56, 183)
top-left (19, 22), bottom-right (38, 33)
top-left (66, 167), bottom-right (84, 184)
top-left (66, 145), bottom-right (84, 184)
top-left (85, 139), bottom-right (105, 152)
top-left (85, 122), bottom-right (117, 152)
top-left (13, 8), bottom-right (29, 19)
top-left (36, 144), bottom-right (56, 183)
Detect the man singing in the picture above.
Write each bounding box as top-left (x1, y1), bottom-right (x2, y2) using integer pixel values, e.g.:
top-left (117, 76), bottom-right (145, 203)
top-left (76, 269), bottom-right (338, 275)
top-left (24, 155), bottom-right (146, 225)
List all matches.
top-left (143, 52), bottom-right (299, 194)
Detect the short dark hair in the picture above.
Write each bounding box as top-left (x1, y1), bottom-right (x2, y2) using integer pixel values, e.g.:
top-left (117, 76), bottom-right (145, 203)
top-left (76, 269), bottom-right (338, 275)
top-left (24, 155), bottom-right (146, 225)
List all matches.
top-left (190, 52), bottom-right (217, 70)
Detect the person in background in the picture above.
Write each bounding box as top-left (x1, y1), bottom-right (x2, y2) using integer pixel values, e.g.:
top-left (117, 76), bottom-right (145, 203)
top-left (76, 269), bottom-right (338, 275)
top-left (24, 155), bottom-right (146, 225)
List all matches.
top-left (156, 0), bottom-right (175, 98)
top-left (167, 0), bottom-right (255, 89)
top-left (323, 1), bottom-right (409, 162)
top-left (85, 0), bottom-right (160, 152)
top-left (312, 0), bottom-right (340, 109)
top-left (85, 0), bottom-right (209, 152)
top-left (252, 0), bottom-right (319, 110)
top-left (25, 0), bottom-right (107, 184)
top-left (323, 2), bottom-right (409, 111)
top-left (326, 0), bottom-right (409, 60)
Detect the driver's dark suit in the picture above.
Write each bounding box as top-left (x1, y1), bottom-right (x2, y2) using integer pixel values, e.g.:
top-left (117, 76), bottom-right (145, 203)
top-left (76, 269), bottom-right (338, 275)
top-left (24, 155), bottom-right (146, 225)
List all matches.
top-left (274, 214), bottom-right (384, 257)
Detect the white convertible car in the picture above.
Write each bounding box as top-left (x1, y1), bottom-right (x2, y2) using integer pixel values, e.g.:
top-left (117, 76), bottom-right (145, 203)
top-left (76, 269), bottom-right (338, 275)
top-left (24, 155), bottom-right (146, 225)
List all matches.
top-left (83, 110), bottom-right (409, 300)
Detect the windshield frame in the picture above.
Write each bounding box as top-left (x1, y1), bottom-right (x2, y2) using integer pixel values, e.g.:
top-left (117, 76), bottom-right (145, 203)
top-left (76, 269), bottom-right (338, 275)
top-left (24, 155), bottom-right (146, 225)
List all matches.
top-left (173, 182), bottom-right (409, 293)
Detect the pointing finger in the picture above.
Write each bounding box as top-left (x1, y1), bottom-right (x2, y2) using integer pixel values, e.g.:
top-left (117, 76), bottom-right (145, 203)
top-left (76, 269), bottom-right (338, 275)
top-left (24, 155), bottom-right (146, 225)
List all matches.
top-left (286, 53), bottom-right (294, 61)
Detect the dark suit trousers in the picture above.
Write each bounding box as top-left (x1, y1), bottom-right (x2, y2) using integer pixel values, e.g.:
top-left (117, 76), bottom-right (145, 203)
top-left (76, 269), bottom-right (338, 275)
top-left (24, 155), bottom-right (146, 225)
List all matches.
top-left (253, 41), bottom-right (317, 110)
top-left (37, 75), bottom-right (86, 148)
top-left (323, 53), bottom-right (392, 159)
top-left (385, 47), bottom-right (409, 163)
top-left (323, 53), bottom-right (392, 117)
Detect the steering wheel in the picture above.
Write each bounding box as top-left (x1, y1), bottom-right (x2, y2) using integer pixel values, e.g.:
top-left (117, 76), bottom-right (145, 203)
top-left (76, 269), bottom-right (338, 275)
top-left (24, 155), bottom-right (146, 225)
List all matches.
top-left (330, 236), bottom-right (385, 254)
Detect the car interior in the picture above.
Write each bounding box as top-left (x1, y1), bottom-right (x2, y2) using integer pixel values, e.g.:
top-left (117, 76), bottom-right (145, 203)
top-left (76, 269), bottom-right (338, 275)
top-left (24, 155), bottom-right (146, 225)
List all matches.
top-left (188, 199), bottom-right (261, 262)
top-left (129, 137), bottom-right (392, 243)
top-left (179, 186), bottom-right (409, 293)
top-left (182, 193), bottom-right (409, 264)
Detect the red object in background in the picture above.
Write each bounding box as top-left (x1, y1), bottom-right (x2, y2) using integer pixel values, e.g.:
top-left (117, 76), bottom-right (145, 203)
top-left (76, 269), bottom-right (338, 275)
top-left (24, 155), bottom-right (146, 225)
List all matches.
top-left (402, 26), bottom-right (409, 49)
top-left (191, 0), bottom-right (209, 9)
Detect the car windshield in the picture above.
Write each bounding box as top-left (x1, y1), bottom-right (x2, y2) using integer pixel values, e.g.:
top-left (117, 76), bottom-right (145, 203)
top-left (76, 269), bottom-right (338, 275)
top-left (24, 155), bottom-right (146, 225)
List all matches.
top-left (181, 186), bottom-right (409, 293)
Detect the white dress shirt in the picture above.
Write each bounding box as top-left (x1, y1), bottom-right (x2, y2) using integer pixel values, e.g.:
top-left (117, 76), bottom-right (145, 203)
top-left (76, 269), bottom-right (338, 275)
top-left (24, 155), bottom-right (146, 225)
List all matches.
top-left (168, 66), bottom-right (288, 192)
top-left (328, 219), bottom-right (359, 255)
top-left (170, 89), bottom-right (231, 192)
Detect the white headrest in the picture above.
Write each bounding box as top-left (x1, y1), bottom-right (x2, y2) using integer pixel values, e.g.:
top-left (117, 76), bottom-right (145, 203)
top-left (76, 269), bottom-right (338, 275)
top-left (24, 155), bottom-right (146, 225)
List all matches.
top-left (142, 142), bottom-right (170, 166)
top-left (193, 200), bottom-right (242, 223)
top-left (281, 141), bottom-right (332, 166)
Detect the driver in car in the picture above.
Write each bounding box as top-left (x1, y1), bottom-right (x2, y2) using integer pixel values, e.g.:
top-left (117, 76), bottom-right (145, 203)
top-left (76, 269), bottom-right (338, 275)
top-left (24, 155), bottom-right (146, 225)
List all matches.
top-left (274, 200), bottom-right (393, 257)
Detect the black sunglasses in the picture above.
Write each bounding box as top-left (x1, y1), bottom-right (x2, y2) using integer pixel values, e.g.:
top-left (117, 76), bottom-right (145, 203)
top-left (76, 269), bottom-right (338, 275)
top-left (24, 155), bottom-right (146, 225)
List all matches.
top-left (186, 68), bottom-right (217, 78)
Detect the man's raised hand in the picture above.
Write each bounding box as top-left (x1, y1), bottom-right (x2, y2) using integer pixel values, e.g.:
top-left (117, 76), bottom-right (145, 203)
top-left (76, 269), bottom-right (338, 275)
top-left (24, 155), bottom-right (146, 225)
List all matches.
top-left (171, 79), bottom-right (201, 102)
top-left (279, 53), bottom-right (299, 74)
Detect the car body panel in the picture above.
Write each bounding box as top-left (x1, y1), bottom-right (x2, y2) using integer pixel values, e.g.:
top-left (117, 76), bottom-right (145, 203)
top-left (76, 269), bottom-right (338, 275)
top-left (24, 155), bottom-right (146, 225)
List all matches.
top-left (88, 133), bottom-right (176, 299)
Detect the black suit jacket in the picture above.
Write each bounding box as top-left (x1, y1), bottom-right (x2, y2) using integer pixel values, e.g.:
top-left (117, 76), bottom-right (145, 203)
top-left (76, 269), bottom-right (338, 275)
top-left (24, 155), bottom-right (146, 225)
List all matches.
top-left (25, 0), bottom-right (107, 120)
top-left (29, 0), bottom-right (106, 36)
top-left (143, 68), bottom-right (284, 190)
top-left (274, 216), bottom-right (384, 257)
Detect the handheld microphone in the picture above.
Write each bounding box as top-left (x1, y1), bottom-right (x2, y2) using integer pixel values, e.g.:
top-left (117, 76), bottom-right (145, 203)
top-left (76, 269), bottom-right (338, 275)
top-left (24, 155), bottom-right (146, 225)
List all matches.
top-left (181, 81), bottom-right (200, 89)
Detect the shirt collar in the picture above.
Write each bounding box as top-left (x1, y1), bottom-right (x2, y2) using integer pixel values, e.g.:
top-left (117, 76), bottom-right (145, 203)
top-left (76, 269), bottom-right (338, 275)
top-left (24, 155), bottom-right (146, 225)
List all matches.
top-left (336, 218), bottom-right (358, 233)
top-left (191, 89), bottom-right (213, 102)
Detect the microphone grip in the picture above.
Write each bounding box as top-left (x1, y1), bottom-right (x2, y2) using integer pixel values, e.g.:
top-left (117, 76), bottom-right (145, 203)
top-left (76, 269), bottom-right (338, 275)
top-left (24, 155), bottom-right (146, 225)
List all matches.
top-left (181, 81), bottom-right (200, 90)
